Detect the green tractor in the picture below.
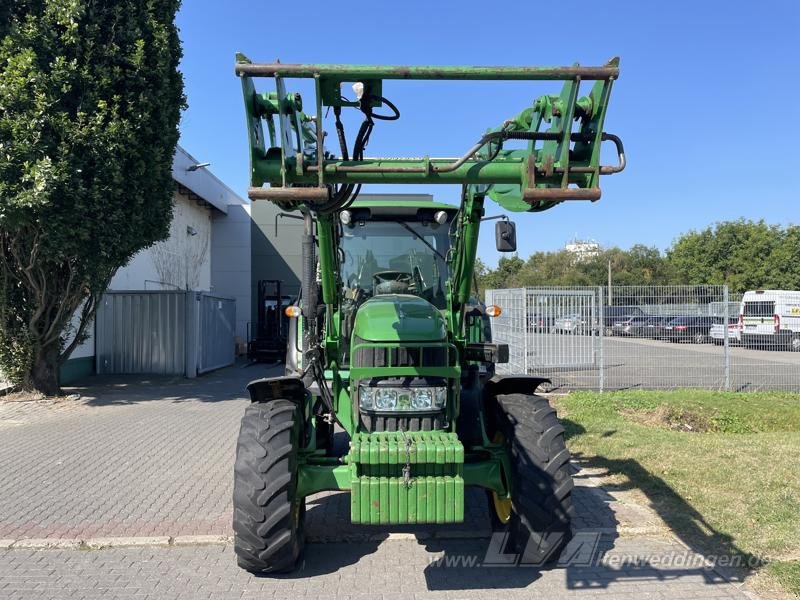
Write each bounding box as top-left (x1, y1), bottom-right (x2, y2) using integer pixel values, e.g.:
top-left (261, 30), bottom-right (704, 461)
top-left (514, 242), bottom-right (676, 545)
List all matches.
top-left (232, 57), bottom-right (625, 572)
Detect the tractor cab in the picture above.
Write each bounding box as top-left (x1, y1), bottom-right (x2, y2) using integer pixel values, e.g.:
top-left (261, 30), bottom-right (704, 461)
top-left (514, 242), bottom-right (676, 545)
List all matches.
top-left (336, 197), bottom-right (457, 362)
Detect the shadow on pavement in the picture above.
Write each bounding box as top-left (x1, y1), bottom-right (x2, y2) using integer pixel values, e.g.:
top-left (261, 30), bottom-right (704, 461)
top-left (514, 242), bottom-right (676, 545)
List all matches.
top-left (560, 417), bottom-right (757, 591)
top-left (291, 418), bottom-right (757, 592)
top-left (61, 361), bottom-right (282, 406)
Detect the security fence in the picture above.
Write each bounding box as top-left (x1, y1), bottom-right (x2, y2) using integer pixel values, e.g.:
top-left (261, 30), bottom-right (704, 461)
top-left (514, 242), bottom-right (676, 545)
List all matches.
top-left (96, 291), bottom-right (236, 378)
top-left (485, 285), bottom-right (800, 391)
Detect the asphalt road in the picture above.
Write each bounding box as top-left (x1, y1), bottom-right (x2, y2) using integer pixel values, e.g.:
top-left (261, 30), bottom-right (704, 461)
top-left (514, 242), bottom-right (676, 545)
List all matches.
top-left (515, 333), bottom-right (800, 391)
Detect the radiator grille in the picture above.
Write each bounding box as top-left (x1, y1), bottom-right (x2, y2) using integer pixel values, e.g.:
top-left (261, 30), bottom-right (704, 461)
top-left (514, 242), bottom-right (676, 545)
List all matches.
top-left (359, 412), bottom-right (445, 433)
top-left (353, 336), bottom-right (448, 368)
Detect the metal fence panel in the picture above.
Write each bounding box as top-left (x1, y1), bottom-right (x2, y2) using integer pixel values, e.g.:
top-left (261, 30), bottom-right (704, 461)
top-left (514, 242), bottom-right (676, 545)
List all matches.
top-left (525, 288), bottom-right (599, 372)
top-left (486, 285), bottom-right (800, 392)
top-left (197, 294), bottom-right (236, 374)
top-left (96, 291), bottom-right (186, 375)
top-left (486, 288), bottom-right (527, 375)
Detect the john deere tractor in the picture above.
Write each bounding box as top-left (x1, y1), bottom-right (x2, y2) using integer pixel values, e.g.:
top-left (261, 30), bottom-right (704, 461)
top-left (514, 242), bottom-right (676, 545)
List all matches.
top-left (232, 56), bottom-right (625, 572)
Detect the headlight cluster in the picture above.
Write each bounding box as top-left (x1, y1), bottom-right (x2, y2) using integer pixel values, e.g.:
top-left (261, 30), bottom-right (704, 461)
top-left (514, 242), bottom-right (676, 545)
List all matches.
top-left (359, 386), bottom-right (446, 412)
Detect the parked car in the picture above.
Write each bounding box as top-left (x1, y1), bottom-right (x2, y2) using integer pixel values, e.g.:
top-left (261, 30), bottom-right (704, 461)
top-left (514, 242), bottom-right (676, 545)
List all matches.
top-left (739, 289), bottom-right (800, 351)
top-left (601, 305), bottom-right (645, 336)
top-left (611, 315), bottom-right (654, 337)
top-left (629, 316), bottom-right (664, 337)
top-left (527, 313), bottom-right (555, 332)
top-left (709, 322), bottom-right (742, 345)
top-left (552, 313), bottom-right (588, 334)
top-left (642, 315), bottom-right (673, 338)
top-left (662, 316), bottom-right (721, 343)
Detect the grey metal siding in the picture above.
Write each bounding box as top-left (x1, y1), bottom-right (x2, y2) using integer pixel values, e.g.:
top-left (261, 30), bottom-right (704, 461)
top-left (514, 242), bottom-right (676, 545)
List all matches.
top-left (197, 294), bottom-right (236, 374)
top-left (96, 291), bottom-right (186, 375)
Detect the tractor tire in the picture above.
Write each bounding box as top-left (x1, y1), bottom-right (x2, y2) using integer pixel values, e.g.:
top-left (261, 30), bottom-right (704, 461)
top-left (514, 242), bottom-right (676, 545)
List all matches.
top-left (233, 400), bottom-right (304, 573)
top-left (486, 393), bottom-right (573, 565)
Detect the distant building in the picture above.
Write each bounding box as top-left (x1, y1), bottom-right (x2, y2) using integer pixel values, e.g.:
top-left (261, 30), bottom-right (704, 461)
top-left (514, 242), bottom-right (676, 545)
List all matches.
top-left (60, 145), bottom-right (251, 384)
top-left (564, 238), bottom-right (601, 261)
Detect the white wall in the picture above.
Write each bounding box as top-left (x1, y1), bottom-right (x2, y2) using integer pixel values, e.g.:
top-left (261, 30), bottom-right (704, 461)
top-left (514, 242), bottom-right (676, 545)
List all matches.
top-left (112, 192), bottom-right (212, 292)
top-left (211, 202), bottom-right (252, 344)
top-left (67, 191), bottom-right (214, 362)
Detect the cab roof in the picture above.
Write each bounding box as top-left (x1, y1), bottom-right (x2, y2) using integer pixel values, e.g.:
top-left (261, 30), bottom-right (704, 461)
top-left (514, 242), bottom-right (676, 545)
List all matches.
top-left (350, 193), bottom-right (458, 213)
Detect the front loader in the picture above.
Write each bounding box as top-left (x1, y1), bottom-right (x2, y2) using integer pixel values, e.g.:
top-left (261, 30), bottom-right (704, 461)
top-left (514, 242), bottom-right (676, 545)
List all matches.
top-left (232, 56), bottom-right (625, 572)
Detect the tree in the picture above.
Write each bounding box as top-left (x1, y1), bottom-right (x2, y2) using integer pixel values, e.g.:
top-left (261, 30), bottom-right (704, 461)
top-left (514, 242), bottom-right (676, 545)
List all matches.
top-left (667, 219), bottom-right (787, 294)
top-left (0, 1), bottom-right (184, 394)
top-left (478, 255), bottom-right (525, 292)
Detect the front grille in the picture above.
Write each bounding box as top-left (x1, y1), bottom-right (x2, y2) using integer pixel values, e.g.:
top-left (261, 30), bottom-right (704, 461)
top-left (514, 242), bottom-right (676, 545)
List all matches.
top-left (353, 336), bottom-right (448, 368)
top-left (359, 412), bottom-right (445, 433)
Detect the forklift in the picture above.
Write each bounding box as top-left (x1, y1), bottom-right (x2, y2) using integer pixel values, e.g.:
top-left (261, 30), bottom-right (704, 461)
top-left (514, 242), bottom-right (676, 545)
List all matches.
top-left (247, 279), bottom-right (291, 362)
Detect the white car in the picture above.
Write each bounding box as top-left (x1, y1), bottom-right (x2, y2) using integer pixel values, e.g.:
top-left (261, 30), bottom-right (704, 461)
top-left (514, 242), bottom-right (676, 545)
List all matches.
top-left (709, 322), bottom-right (741, 345)
top-left (552, 313), bottom-right (587, 334)
top-left (739, 290), bottom-right (800, 351)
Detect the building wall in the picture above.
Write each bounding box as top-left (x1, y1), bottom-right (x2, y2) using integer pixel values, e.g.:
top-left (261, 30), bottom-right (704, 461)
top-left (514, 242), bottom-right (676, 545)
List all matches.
top-left (250, 202), bottom-right (303, 329)
top-left (211, 202), bottom-right (252, 344)
top-left (113, 191), bottom-right (212, 292)
top-left (63, 191), bottom-right (215, 374)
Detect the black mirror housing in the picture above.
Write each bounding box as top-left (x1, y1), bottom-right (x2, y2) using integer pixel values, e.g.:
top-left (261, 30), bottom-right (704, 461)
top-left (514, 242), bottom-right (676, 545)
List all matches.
top-left (495, 220), bottom-right (517, 252)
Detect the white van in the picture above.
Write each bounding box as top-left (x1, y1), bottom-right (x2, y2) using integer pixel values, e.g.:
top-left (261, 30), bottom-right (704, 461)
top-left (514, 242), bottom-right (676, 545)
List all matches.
top-left (739, 290), bottom-right (800, 351)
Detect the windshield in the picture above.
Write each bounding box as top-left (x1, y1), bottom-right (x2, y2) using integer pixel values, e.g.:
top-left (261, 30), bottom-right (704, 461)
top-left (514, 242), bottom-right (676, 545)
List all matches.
top-left (340, 219), bottom-right (451, 309)
top-left (743, 301), bottom-right (774, 317)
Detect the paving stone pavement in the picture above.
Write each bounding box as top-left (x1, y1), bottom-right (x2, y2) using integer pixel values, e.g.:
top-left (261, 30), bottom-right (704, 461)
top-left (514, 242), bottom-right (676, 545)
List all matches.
top-left (0, 364), bottom-right (761, 598)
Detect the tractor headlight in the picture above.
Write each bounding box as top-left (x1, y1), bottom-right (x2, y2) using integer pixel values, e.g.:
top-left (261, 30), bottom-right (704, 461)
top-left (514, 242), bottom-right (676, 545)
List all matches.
top-left (359, 385), bottom-right (446, 412)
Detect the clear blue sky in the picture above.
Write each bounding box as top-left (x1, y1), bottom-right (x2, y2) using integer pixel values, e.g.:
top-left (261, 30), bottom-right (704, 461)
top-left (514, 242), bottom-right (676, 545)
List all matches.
top-left (176, 0), bottom-right (799, 267)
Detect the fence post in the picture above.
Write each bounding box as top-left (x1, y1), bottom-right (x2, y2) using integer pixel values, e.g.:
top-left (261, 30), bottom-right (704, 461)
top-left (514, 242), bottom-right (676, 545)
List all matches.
top-left (522, 288), bottom-right (529, 375)
top-left (599, 286), bottom-right (605, 393)
top-left (723, 285), bottom-right (730, 390)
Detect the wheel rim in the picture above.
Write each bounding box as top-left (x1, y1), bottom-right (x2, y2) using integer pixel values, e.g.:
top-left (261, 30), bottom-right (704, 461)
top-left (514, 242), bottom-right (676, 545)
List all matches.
top-left (792, 337), bottom-right (800, 351)
top-left (490, 432), bottom-right (512, 524)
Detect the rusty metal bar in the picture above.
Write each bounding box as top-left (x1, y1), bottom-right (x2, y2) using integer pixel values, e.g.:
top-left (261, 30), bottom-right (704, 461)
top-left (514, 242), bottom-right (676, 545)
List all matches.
top-left (522, 188), bottom-right (601, 202)
top-left (235, 62), bottom-right (619, 81)
top-left (248, 186), bottom-right (329, 203)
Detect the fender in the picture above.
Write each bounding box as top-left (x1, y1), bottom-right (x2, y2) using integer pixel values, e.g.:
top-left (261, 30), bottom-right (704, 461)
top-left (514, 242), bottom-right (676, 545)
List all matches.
top-left (484, 374), bottom-right (551, 398)
top-left (246, 376), bottom-right (306, 403)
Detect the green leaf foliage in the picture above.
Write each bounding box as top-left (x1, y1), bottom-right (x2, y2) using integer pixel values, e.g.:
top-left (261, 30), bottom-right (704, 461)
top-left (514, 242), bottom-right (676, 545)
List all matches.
top-left (0, 0), bottom-right (185, 392)
top-left (478, 220), bottom-right (799, 296)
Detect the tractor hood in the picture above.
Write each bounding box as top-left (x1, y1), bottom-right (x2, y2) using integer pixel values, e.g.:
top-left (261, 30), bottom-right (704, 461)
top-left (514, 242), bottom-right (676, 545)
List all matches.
top-left (353, 295), bottom-right (446, 342)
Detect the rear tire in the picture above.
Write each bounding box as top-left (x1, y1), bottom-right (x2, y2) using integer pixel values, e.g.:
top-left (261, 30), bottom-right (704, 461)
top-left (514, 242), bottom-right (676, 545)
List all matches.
top-left (694, 332), bottom-right (705, 344)
top-left (486, 393), bottom-right (573, 565)
top-left (233, 401), bottom-right (304, 573)
top-left (791, 335), bottom-right (800, 352)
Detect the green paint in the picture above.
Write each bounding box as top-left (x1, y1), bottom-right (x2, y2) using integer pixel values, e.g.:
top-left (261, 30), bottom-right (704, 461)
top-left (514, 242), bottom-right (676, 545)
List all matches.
top-left (347, 431), bottom-right (465, 524)
top-left (352, 295), bottom-right (446, 342)
top-left (236, 59), bottom-right (624, 527)
top-left (58, 356), bottom-right (94, 385)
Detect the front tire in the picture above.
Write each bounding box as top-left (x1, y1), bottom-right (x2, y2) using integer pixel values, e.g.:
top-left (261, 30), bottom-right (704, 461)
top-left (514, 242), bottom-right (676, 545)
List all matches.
top-left (233, 401), bottom-right (304, 573)
top-left (486, 393), bottom-right (574, 565)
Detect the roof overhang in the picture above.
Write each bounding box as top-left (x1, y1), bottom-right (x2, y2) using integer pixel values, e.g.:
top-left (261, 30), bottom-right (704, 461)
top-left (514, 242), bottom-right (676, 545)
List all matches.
top-left (172, 145), bottom-right (247, 214)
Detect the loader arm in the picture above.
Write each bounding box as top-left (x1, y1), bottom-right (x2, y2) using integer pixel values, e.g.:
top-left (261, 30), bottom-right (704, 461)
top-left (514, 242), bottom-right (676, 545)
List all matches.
top-left (235, 55), bottom-right (624, 214)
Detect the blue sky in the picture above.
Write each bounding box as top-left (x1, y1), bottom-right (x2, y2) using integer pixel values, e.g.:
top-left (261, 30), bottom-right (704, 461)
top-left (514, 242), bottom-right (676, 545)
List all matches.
top-left (176, 0), bottom-right (799, 267)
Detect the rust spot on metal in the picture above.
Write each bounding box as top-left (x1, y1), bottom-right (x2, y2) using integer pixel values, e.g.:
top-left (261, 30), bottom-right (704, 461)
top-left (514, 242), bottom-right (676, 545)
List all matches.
top-left (523, 187), bottom-right (601, 202)
top-left (248, 186), bottom-right (329, 203)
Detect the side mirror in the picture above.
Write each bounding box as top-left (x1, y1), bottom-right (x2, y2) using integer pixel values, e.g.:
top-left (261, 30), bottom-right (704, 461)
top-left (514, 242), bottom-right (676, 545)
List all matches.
top-left (495, 220), bottom-right (517, 252)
